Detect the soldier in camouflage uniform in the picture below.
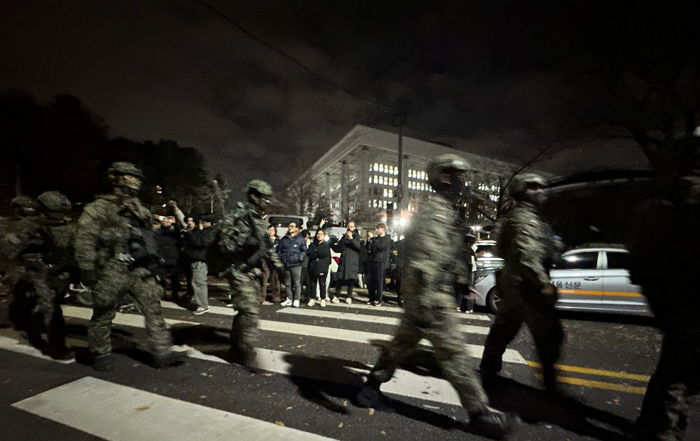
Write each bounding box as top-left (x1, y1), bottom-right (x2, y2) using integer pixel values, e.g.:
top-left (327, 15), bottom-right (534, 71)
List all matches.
top-left (627, 139), bottom-right (699, 441)
top-left (27, 191), bottom-right (76, 358)
top-left (74, 162), bottom-right (185, 371)
top-left (357, 154), bottom-right (519, 439)
top-left (480, 173), bottom-right (564, 394)
top-left (217, 179), bottom-right (283, 371)
top-left (1, 196), bottom-right (52, 350)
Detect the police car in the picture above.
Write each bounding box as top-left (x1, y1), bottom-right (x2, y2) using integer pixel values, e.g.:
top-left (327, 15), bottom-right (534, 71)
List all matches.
top-left (473, 245), bottom-right (651, 316)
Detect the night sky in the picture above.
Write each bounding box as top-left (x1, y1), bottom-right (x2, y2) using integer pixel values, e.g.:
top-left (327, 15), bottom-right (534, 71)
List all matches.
top-left (4, 0), bottom-right (689, 191)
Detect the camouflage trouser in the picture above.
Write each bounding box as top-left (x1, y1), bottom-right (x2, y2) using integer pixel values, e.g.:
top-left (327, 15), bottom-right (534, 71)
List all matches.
top-left (88, 261), bottom-right (172, 356)
top-left (7, 260), bottom-right (66, 346)
top-left (227, 269), bottom-right (262, 362)
top-left (368, 292), bottom-right (489, 413)
top-left (637, 331), bottom-right (700, 441)
top-left (480, 274), bottom-right (563, 390)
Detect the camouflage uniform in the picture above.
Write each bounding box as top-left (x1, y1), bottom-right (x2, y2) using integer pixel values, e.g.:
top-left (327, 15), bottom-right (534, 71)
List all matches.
top-left (0, 197), bottom-right (54, 347)
top-left (480, 174), bottom-right (564, 392)
top-left (361, 156), bottom-right (517, 439)
top-left (74, 163), bottom-right (173, 361)
top-left (217, 180), bottom-right (282, 366)
top-left (31, 191), bottom-right (77, 354)
top-left (366, 192), bottom-right (488, 412)
top-left (627, 140), bottom-right (699, 441)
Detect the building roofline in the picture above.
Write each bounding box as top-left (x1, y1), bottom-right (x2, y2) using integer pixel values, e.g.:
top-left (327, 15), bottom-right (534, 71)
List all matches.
top-left (306, 124), bottom-right (527, 181)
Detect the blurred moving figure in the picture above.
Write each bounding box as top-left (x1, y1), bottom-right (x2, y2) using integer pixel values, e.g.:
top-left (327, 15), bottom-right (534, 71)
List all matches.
top-left (628, 139), bottom-right (700, 441)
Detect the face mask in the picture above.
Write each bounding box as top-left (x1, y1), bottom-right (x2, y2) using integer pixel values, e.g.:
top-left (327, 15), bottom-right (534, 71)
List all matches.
top-left (435, 173), bottom-right (466, 202)
top-left (115, 175), bottom-right (141, 197)
top-left (523, 188), bottom-right (547, 207)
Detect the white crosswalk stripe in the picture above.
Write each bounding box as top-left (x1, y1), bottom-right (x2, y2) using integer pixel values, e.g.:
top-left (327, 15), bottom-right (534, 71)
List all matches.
top-left (177, 345), bottom-right (464, 406)
top-left (12, 376), bottom-right (337, 441)
top-left (276, 307), bottom-right (491, 335)
top-left (62, 303), bottom-right (524, 364)
top-left (0, 333), bottom-right (75, 364)
top-left (307, 300), bottom-right (492, 321)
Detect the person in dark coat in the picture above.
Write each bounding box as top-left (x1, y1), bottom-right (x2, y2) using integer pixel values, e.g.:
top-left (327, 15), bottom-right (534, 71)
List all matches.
top-left (331, 221), bottom-right (361, 304)
top-left (155, 216), bottom-right (184, 300)
top-left (306, 229), bottom-right (332, 307)
top-left (367, 223), bottom-right (392, 306)
top-left (182, 215), bottom-right (216, 314)
top-left (261, 225), bottom-right (281, 303)
top-left (359, 230), bottom-right (373, 289)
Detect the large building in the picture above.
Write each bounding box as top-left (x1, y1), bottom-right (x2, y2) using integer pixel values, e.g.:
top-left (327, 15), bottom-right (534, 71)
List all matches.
top-left (293, 124), bottom-right (537, 224)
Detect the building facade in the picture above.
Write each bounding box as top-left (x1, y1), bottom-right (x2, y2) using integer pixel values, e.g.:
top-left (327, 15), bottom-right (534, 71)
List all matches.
top-left (292, 125), bottom-right (537, 225)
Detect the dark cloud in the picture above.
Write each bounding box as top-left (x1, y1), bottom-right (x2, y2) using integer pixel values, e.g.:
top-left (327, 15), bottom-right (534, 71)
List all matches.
top-left (0, 0), bottom-right (655, 196)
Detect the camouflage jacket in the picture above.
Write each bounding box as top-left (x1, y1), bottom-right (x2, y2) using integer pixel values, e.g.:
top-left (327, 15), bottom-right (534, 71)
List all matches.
top-left (216, 202), bottom-right (281, 272)
top-left (0, 215), bottom-right (49, 262)
top-left (45, 222), bottom-right (78, 275)
top-left (74, 194), bottom-right (155, 273)
top-left (401, 194), bottom-right (471, 301)
top-left (495, 202), bottom-right (560, 289)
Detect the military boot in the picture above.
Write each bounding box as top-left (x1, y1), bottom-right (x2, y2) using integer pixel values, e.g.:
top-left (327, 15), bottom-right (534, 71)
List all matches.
top-left (93, 354), bottom-right (114, 372)
top-left (227, 350), bottom-right (259, 374)
top-left (468, 407), bottom-right (521, 440)
top-left (355, 378), bottom-right (383, 408)
top-left (152, 350), bottom-right (187, 368)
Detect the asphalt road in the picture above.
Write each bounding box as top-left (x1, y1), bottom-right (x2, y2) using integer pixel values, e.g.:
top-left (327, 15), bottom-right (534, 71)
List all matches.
top-left (1, 286), bottom-right (698, 441)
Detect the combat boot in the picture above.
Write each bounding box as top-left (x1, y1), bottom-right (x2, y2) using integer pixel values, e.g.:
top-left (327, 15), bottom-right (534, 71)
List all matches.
top-left (152, 350), bottom-right (187, 368)
top-left (227, 350), bottom-right (259, 374)
top-left (468, 407), bottom-right (521, 439)
top-left (45, 344), bottom-right (73, 361)
top-left (355, 378), bottom-right (383, 408)
top-left (93, 354), bottom-right (114, 372)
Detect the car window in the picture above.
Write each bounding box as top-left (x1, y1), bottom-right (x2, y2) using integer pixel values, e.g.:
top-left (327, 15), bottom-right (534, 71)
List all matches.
top-left (606, 251), bottom-right (629, 270)
top-left (555, 252), bottom-right (598, 270)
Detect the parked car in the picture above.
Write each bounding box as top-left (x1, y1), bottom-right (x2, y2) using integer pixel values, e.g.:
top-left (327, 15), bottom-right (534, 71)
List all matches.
top-left (474, 240), bottom-right (504, 270)
top-left (473, 245), bottom-right (651, 316)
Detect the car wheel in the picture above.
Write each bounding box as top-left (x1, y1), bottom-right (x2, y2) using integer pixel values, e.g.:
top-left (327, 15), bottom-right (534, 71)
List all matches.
top-left (486, 287), bottom-right (502, 313)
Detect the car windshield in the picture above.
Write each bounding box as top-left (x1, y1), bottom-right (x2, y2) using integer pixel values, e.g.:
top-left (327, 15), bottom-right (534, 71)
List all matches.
top-left (475, 244), bottom-right (499, 259)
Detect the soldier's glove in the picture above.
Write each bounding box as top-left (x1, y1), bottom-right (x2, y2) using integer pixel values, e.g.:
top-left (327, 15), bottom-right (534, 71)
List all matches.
top-left (81, 270), bottom-right (98, 287)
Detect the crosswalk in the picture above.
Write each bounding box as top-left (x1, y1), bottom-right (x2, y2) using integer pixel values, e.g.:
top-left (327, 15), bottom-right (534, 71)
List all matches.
top-left (1, 292), bottom-right (658, 441)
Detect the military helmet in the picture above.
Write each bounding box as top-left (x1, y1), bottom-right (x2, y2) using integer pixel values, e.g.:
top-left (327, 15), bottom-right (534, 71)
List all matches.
top-left (509, 173), bottom-right (547, 196)
top-left (37, 191), bottom-right (72, 213)
top-left (245, 179), bottom-right (273, 196)
top-left (107, 161), bottom-right (144, 179)
top-left (427, 154), bottom-right (471, 182)
top-left (11, 195), bottom-right (40, 210)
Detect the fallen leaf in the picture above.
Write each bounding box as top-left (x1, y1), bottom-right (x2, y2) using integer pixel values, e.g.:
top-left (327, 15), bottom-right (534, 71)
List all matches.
top-left (368, 408), bottom-right (375, 416)
top-left (337, 423), bottom-right (344, 429)
top-left (275, 421), bottom-right (285, 427)
top-left (135, 407), bottom-right (149, 411)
